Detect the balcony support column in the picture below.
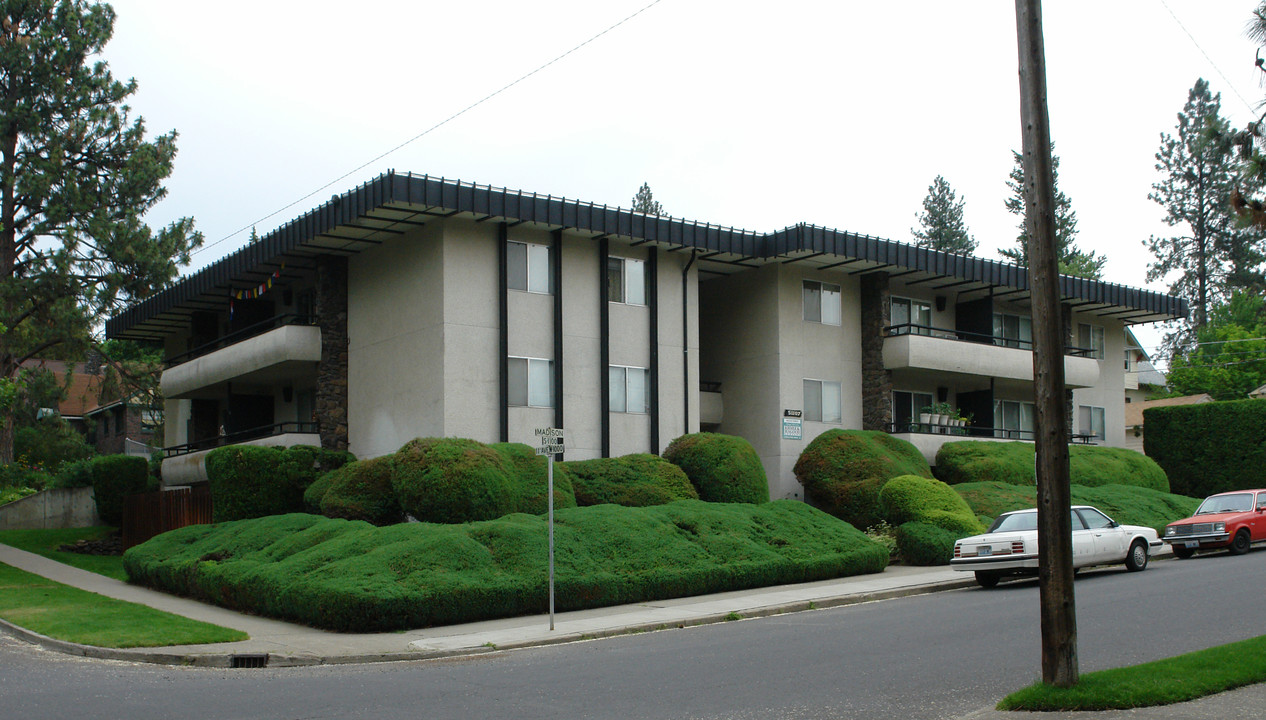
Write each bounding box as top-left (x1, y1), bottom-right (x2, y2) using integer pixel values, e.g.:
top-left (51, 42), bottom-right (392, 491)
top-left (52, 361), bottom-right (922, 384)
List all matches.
top-left (315, 255), bottom-right (349, 451)
top-left (861, 272), bottom-right (892, 431)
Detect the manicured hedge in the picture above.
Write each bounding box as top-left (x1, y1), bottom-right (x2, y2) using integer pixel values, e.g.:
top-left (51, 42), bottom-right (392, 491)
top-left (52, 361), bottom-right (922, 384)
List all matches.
top-left (794, 430), bottom-right (931, 529)
top-left (90, 455), bottom-right (149, 525)
top-left (934, 441), bottom-right (1169, 493)
top-left (206, 445), bottom-right (354, 522)
top-left (393, 438), bottom-right (517, 523)
top-left (895, 521), bottom-right (959, 566)
top-left (1145, 400), bottom-right (1266, 497)
top-left (317, 457), bottom-right (402, 526)
top-left (124, 501), bottom-right (889, 631)
top-left (490, 442), bottom-right (578, 513)
top-left (879, 474), bottom-right (983, 537)
top-left (662, 433), bottom-right (769, 504)
top-left (565, 454), bottom-right (698, 507)
top-left (952, 481), bottom-right (1201, 534)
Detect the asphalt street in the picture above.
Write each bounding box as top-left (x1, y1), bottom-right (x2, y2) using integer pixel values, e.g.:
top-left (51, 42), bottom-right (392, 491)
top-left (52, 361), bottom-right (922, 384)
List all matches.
top-left (3, 550), bottom-right (1265, 720)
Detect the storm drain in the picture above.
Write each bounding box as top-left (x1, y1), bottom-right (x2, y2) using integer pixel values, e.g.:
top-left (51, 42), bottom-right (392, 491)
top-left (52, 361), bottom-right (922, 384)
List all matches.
top-left (229, 653), bottom-right (269, 669)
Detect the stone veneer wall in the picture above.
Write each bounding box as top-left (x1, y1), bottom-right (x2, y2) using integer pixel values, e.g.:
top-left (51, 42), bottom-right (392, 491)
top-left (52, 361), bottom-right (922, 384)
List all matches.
top-left (860, 272), bottom-right (892, 431)
top-left (315, 256), bottom-right (349, 451)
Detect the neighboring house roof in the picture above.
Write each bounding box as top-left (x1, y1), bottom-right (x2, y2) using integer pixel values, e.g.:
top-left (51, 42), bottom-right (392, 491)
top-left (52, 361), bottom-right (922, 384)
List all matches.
top-left (19, 359), bottom-right (101, 420)
top-left (1123, 327), bottom-right (1167, 388)
top-left (1124, 393), bottom-right (1213, 427)
top-left (106, 171), bottom-right (1189, 341)
top-left (1250, 383), bottom-right (1266, 399)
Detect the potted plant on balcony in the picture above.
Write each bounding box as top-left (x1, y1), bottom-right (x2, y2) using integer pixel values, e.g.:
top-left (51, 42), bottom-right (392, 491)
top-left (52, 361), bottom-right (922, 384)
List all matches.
top-left (919, 406), bottom-right (933, 431)
top-left (931, 402), bottom-right (955, 432)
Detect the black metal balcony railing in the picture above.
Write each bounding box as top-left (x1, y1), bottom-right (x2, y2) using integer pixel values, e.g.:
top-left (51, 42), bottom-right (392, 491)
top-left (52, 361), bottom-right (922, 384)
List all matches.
top-left (885, 421), bottom-right (1097, 444)
top-left (162, 422), bottom-right (319, 458)
top-left (883, 323), bottom-right (1099, 358)
top-left (165, 314), bottom-right (317, 367)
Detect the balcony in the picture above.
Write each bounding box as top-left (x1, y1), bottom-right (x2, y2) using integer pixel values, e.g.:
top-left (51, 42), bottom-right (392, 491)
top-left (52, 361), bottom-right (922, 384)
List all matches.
top-left (160, 422), bottom-right (320, 486)
top-left (882, 324), bottom-right (1100, 389)
top-left (162, 315), bottom-right (321, 399)
top-left (885, 421), bottom-right (1097, 464)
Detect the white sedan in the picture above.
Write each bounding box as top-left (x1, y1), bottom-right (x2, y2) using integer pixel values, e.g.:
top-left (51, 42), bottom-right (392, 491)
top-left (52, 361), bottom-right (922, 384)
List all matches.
top-left (951, 506), bottom-right (1163, 588)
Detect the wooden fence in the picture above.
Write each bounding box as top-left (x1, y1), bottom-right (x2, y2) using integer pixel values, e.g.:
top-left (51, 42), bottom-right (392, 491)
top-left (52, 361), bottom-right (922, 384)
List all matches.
top-left (122, 486), bottom-right (213, 549)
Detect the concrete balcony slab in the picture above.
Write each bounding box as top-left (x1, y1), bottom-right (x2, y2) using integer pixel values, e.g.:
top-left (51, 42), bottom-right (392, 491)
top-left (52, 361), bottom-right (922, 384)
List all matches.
top-left (882, 334), bottom-right (1099, 389)
top-left (162, 325), bottom-right (321, 399)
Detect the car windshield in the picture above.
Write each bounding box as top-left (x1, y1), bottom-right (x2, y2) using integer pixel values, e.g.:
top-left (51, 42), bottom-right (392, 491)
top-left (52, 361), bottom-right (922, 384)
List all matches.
top-left (988, 512), bottom-right (1038, 533)
top-left (1195, 493), bottom-right (1253, 515)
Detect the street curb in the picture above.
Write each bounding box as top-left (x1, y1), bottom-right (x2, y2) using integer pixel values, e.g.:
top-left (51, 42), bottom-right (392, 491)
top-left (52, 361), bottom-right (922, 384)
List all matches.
top-left (1, 575), bottom-right (976, 668)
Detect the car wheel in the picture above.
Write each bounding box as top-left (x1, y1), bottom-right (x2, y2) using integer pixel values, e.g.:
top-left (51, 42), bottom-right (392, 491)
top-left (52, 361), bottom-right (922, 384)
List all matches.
top-left (1125, 540), bottom-right (1148, 572)
top-left (1172, 545), bottom-right (1195, 559)
top-left (1229, 529), bottom-right (1251, 555)
top-left (975, 571), bottom-right (1001, 588)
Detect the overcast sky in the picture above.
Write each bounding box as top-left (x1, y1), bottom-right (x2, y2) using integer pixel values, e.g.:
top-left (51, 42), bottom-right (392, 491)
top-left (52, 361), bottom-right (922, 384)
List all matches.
top-left (101, 0), bottom-right (1265, 359)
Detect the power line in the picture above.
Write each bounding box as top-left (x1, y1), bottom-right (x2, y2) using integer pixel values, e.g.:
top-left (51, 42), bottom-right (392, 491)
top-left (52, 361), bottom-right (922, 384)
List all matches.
top-left (1157, 0), bottom-right (1257, 114)
top-left (192, 0), bottom-right (666, 259)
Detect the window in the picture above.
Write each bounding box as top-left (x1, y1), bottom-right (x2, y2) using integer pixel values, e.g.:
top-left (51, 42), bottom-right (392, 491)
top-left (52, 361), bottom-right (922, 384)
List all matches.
top-left (803, 281), bottom-right (841, 325)
top-left (508, 357), bottom-right (553, 408)
top-left (609, 366), bottom-right (650, 414)
top-left (891, 297), bottom-right (932, 335)
top-left (608, 257), bottom-right (646, 305)
top-left (993, 312), bottom-right (1033, 349)
top-left (1078, 323), bottom-right (1105, 359)
top-left (1077, 507), bottom-right (1115, 530)
top-left (508, 241), bottom-right (551, 294)
top-left (994, 399), bottom-right (1035, 438)
top-left (803, 379), bottom-right (843, 423)
top-left (891, 390), bottom-right (934, 429)
top-left (1078, 405), bottom-right (1106, 441)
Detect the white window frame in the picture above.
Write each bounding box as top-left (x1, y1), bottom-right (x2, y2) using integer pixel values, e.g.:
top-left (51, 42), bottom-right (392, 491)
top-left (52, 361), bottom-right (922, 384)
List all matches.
top-left (891, 297), bottom-right (932, 336)
top-left (608, 257), bottom-right (646, 305)
top-left (994, 399), bottom-right (1036, 439)
top-left (507, 241), bottom-right (551, 294)
top-left (609, 365), bottom-right (650, 414)
top-left (1078, 404), bottom-right (1106, 441)
top-left (1078, 323), bottom-right (1106, 360)
top-left (803, 379), bottom-right (843, 423)
top-left (508, 356), bottom-right (553, 408)
top-left (803, 280), bottom-right (842, 326)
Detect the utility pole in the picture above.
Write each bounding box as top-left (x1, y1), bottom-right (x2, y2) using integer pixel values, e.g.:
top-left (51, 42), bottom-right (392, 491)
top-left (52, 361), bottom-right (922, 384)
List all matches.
top-left (1014, 0), bottom-right (1078, 687)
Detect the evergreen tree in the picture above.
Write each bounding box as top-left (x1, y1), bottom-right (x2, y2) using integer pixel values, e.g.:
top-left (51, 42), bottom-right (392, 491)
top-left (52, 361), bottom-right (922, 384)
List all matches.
top-left (910, 175), bottom-right (976, 254)
top-left (999, 145), bottom-right (1106, 278)
top-left (631, 182), bottom-right (666, 216)
top-left (0, 1), bottom-right (202, 462)
top-left (1145, 80), bottom-right (1262, 345)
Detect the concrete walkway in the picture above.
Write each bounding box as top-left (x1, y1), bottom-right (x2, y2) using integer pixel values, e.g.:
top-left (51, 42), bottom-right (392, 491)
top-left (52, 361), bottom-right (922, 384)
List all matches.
top-left (2, 542), bottom-right (1262, 718)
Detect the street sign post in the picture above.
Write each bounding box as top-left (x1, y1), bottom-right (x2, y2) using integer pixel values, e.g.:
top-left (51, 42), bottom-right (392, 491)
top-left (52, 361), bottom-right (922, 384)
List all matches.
top-left (534, 427), bottom-right (565, 630)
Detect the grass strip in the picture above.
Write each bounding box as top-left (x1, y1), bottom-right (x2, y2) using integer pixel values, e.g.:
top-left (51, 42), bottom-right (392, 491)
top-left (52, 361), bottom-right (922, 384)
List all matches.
top-left (0, 527), bottom-right (126, 580)
top-left (0, 562), bottom-right (247, 648)
top-left (998, 634), bottom-right (1266, 711)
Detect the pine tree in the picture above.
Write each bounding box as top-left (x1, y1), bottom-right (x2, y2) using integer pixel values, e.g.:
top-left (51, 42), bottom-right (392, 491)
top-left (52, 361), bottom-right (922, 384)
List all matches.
top-left (631, 182), bottom-right (666, 216)
top-left (910, 175), bottom-right (976, 254)
top-left (1146, 79), bottom-right (1262, 344)
top-left (0, 1), bottom-right (202, 461)
top-left (999, 145), bottom-right (1105, 278)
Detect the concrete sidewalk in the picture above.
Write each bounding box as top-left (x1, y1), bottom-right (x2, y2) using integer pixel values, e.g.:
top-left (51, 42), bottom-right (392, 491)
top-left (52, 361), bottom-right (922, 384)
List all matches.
top-left (2, 542), bottom-right (1263, 719)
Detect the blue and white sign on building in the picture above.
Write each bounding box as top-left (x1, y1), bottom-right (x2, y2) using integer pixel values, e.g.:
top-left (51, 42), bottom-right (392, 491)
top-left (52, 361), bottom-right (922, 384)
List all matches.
top-left (782, 409), bottom-right (802, 440)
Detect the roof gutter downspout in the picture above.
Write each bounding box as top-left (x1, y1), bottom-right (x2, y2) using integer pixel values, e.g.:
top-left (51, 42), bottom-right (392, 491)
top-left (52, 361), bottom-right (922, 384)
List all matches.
top-left (682, 249), bottom-right (697, 437)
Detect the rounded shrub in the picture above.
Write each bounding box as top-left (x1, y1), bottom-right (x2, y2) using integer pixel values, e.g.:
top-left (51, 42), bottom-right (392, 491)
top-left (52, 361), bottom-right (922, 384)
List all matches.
top-left (895, 521), bottom-right (959, 566)
top-left (936, 441), bottom-right (1169, 493)
top-left (208, 444), bottom-right (354, 522)
top-left (392, 438), bottom-right (517, 523)
top-left (879, 474), bottom-right (983, 537)
top-left (565, 454), bottom-right (698, 507)
top-left (90, 454), bottom-right (149, 525)
top-left (793, 429), bottom-right (931, 529)
top-left (319, 456), bottom-right (403, 525)
top-left (662, 433), bottom-right (768, 504)
top-left (489, 442), bottom-right (577, 514)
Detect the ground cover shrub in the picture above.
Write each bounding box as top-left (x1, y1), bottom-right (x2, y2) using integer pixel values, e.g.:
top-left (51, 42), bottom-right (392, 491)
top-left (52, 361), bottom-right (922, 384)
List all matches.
top-left (207, 445), bottom-right (352, 522)
top-left (317, 456), bottom-right (402, 525)
top-left (1145, 400), bottom-right (1266, 497)
top-left (793, 430), bottom-right (931, 529)
top-left (894, 521), bottom-right (958, 566)
top-left (662, 433), bottom-right (768, 504)
top-left (52, 457), bottom-right (94, 488)
top-left (124, 500), bottom-right (889, 631)
top-left (565, 454), bottom-right (698, 507)
top-left (935, 441), bottom-right (1168, 492)
top-left (951, 481), bottom-right (1201, 534)
top-left (393, 438), bottom-right (517, 523)
top-left (490, 442), bottom-right (578, 513)
top-left (90, 455), bottom-right (148, 525)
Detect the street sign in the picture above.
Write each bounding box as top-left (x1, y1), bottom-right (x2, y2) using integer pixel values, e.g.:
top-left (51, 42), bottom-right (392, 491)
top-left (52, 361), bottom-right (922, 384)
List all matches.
top-left (535, 427), bottom-right (565, 456)
top-left (533, 427), bottom-right (565, 630)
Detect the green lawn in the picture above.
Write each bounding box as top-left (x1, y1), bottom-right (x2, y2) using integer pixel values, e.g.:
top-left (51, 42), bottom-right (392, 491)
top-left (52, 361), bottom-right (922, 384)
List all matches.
top-left (0, 527), bottom-right (127, 580)
top-left (999, 634), bottom-right (1266, 711)
top-left (0, 562), bottom-right (247, 648)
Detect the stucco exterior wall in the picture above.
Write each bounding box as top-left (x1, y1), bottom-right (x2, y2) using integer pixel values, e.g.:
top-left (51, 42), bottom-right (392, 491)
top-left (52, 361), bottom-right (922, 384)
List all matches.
top-left (1071, 315), bottom-right (1127, 447)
